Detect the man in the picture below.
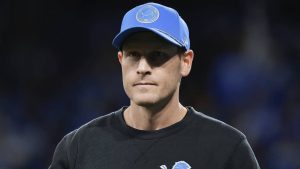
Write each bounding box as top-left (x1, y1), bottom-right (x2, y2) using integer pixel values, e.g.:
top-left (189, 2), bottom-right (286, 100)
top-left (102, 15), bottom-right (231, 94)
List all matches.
top-left (49, 2), bottom-right (260, 169)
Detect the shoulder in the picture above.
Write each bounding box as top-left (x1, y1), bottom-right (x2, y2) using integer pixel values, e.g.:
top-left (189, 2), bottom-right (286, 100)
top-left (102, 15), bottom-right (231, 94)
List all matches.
top-left (188, 108), bottom-right (260, 168)
top-left (188, 107), bottom-right (246, 143)
top-left (62, 108), bottom-right (122, 143)
top-left (49, 108), bottom-right (124, 168)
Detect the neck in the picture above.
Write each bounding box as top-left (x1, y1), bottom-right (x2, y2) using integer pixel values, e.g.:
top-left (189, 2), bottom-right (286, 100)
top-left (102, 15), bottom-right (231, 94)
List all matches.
top-left (124, 91), bottom-right (187, 130)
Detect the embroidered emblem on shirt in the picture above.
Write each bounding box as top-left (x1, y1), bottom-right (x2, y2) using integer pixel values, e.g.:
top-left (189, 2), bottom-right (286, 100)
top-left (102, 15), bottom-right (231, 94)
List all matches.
top-left (160, 161), bottom-right (191, 169)
top-left (136, 5), bottom-right (159, 23)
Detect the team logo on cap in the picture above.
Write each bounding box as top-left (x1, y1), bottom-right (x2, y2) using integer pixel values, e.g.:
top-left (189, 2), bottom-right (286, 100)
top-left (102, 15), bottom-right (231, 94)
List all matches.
top-left (136, 5), bottom-right (159, 23)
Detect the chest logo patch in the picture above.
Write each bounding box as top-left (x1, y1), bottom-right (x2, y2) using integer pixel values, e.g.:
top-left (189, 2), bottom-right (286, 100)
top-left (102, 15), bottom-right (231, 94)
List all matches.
top-left (160, 161), bottom-right (191, 169)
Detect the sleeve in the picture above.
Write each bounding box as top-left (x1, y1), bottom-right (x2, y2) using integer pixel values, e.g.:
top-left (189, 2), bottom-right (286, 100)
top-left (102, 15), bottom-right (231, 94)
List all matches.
top-left (48, 131), bottom-right (77, 169)
top-left (225, 138), bottom-right (260, 169)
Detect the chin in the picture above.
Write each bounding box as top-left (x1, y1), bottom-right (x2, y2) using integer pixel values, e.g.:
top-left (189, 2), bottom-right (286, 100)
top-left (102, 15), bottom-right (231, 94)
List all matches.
top-left (132, 95), bottom-right (159, 107)
top-left (135, 102), bottom-right (156, 107)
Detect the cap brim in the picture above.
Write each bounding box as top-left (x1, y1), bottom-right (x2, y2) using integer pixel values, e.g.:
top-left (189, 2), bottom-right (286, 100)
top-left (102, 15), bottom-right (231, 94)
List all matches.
top-left (112, 27), bottom-right (183, 50)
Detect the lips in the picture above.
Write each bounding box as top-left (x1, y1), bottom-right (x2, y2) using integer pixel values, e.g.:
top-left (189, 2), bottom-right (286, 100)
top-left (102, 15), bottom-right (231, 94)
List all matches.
top-left (133, 81), bottom-right (157, 86)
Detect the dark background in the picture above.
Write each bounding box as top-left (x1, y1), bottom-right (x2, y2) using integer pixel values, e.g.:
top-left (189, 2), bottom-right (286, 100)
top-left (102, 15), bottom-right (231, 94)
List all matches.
top-left (0, 0), bottom-right (299, 168)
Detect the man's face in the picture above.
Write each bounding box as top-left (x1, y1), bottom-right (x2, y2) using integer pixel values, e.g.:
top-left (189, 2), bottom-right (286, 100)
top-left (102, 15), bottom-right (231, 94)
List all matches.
top-left (118, 32), bottom-right (189, 107)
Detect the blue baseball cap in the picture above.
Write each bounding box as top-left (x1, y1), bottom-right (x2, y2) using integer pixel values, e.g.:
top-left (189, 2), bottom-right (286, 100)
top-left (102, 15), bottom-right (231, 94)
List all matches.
top-left (112, 2), bottom-right (190, 50)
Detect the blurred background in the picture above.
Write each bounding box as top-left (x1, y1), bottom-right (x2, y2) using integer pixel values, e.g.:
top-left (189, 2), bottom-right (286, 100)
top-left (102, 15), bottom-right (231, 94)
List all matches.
top-left (0, 0), bottom-right (299, 168)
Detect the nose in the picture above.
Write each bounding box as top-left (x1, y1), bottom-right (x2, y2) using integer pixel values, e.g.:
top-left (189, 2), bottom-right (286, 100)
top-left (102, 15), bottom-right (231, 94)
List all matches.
top-left (137, 57), bottom-right (151, 75)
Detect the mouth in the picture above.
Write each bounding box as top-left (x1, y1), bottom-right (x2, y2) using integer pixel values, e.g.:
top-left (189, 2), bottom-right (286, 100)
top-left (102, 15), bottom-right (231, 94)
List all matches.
top-left (133, 82), bottom-right (157, 86)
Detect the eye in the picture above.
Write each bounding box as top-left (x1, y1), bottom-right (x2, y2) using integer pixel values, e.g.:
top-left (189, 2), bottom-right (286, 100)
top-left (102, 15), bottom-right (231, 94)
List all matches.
top-left (147, 51), bottom-right (172, 66)
top-left (125, 51), bottom-right (141, 60)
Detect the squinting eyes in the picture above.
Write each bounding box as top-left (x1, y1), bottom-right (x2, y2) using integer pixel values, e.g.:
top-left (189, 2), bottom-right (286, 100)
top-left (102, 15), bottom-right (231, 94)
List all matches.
top-left (126, 51), bottom-right (140, 58)
top-left (124, 51), bottom-right (175, 66)
top-left (125, 51), bottom-right (171, 59)
top-left (148, 51), bottom-right (169, 58)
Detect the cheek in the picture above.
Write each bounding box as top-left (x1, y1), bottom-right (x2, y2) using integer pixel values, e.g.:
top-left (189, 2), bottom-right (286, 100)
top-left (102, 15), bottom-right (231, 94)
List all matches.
top-left (158, 66), bottom-right (181, 90)
top-left (121, 62), bottom-right (133, 79)
top-left (121, 67), bottom-right (130, 86)
top-left (121, 65), bottom-right (135, 95)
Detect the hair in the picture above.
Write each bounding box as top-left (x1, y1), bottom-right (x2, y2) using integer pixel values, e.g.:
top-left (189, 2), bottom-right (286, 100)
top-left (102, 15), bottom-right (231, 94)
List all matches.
top-left (177, 46), bottom-right (187, 55)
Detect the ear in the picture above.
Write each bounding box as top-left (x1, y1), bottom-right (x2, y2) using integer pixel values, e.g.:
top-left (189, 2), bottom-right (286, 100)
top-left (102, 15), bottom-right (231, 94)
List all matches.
top-left (180, 50), bottom-right (194, 77)
top-left (118, 51), bottom-right (123, 64)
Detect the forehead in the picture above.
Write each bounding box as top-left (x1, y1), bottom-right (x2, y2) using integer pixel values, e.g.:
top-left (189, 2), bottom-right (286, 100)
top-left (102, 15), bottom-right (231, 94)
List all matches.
top-left (122, 32), bottom-right (177, 50)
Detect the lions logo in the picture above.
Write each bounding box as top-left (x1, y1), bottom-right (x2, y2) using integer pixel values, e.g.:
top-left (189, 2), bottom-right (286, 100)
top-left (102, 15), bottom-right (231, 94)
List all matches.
top-left (136, 5), bottom-right (159, 23)
top-left (160, 161), bottom-right (191, 169)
